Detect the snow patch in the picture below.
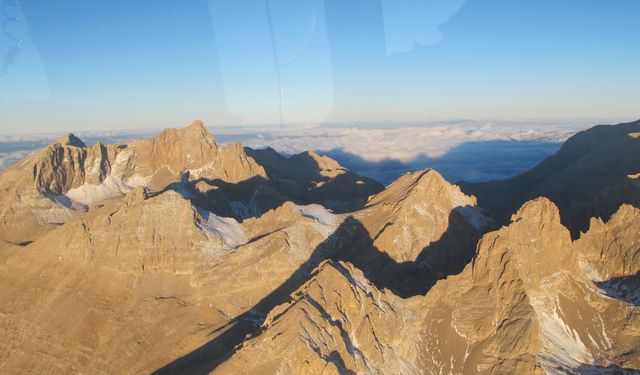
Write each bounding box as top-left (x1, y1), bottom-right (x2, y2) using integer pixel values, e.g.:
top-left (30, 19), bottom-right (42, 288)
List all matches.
top-left (533, 296), bottom-right (592, 373)
top-left (111, 150), bottom-right (135, 177)
top-left (455, 206), bottom-right (489, 230)
top-left (65, 175), bottom-right (132, 206)
top-left (292, 204), bottom-right (337, 236)
top-left (188, 161), bottom-right (220, 179)
top-left (447, 185), bottom-right (475, 208)
top-left (125, 174), bottom-right (150, 188)
top-left (197, 208), bottom-right (247, 251)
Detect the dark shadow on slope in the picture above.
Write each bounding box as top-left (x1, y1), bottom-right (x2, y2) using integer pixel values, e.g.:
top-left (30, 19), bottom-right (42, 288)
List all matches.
top-left (594, 272), bottom-right (640, 307)
top-left (147, 175), bottom-right (287, 222)
top-left (574, 364), bottom-right (640, 374)
top-left (246, 147), bottom-right (384, 213)
top-left (1, 239), bottom-right (33, 247)
top-left (153, 211), bottom-right (483, 374)
top-left (461, 121), bottom-right (640, 239)
top-left (145, 147), bottom-right (384, 222)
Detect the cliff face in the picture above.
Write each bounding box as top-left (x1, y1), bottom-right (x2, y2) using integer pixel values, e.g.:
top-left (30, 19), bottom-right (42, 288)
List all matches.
top-left (213, 260), bottom-right (424, 375)
top-left (417, 198), bottom-right (640, 374)
top-left (359, 169), bottom-right (489, 267)
top-left (0, 120), bottom-right (639, 374)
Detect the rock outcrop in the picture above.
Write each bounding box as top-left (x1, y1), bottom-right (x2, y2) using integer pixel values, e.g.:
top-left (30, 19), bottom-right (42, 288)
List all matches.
top-left (0, 190), bottom-right (342, 373)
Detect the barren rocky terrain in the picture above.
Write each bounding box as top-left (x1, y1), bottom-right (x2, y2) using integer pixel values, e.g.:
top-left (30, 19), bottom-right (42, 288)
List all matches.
top-left (0, 120), bottom-right (639, 374)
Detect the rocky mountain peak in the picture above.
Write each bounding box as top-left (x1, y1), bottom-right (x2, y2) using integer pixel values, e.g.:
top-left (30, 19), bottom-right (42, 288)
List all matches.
top-left (245, 147), bottom-right (383, 214)
top-left (411, 168), bottom-right (463, 195)
top-left (291, 150), bottom-right (343, 171)
top-left (511, 196), bottom-right (561, 224)
top-left (418, 195), bottom-right (640, 373)
top-left (54, 132), bottom-right (87, 148)
top-left (154, 119), bottom-right (218, 150)
top-left (352, 168), bottom-right (489, 284)
top-left (367, 168), bottom-right (476, 209)
top-left (185, 119), bottom-right (213, 137)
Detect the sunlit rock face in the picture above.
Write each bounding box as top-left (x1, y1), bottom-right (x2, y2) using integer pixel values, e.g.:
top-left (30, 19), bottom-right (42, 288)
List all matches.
top-left (0, 120), bottom-right (639, 374)
top-left (213, 199), bottom-right (640, 374)
top-left (418, 198), bottom-right (640, 373)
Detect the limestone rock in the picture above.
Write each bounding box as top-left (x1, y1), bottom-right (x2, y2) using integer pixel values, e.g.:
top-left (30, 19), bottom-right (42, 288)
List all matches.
top-left (418, 198), bottom-right (640, 373)
top-left (214, 260), bottom-right (423, 375)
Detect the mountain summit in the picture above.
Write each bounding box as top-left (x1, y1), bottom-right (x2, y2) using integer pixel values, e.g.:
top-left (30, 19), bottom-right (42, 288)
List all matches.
top-left (0, 120), bottom-right (638, 374)
top-left (55, 132), bottom-right (87, 147)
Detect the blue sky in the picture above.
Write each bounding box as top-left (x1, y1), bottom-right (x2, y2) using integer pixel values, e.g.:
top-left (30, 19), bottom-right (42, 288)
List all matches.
top-left (0, 0), bottom-right (638, 133)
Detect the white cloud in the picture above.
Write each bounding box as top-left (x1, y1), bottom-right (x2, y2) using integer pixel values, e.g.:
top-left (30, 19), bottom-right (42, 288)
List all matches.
top-left (217, 120), bottom-right (587, 183)
top-left (0, 120), bottom-right (589, 184)
top-left (232, 122), bottom-right (578, 161)
top-left (0, 150), bottom-right (33, 170)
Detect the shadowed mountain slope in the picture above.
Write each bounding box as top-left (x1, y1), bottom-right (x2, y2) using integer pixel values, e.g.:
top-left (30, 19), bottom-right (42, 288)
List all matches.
top-left (206, 199), bottom-right (640, 374)
top-left (246, 147), bottom-right (384, 213)
top-left (462, 119), bottom-right (640, 237)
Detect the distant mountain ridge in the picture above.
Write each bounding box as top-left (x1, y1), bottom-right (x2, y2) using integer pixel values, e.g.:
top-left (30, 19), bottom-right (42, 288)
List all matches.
top-left (461, 119), bottom-right (640, 237)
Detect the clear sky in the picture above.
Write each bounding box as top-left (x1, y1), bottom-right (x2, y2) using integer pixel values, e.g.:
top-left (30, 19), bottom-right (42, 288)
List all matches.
top-left (0, 0), bottom-right (639, 134)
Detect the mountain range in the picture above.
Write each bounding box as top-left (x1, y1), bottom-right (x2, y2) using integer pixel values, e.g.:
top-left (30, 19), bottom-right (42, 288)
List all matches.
top-left (0, 119), bottom-right (639, 374)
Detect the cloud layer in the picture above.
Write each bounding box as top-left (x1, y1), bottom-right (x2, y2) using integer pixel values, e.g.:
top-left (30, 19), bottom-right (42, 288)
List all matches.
top-left (0, 121), bottom-right (588, 184)
top-left (217, 120), bottom-right (585, 183)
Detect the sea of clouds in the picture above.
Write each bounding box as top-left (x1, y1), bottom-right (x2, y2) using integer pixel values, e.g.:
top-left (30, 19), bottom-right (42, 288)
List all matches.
top-left (0, 120), bottom-right (589, 184)
top-left (215, 120), bottom-right (586, 184)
